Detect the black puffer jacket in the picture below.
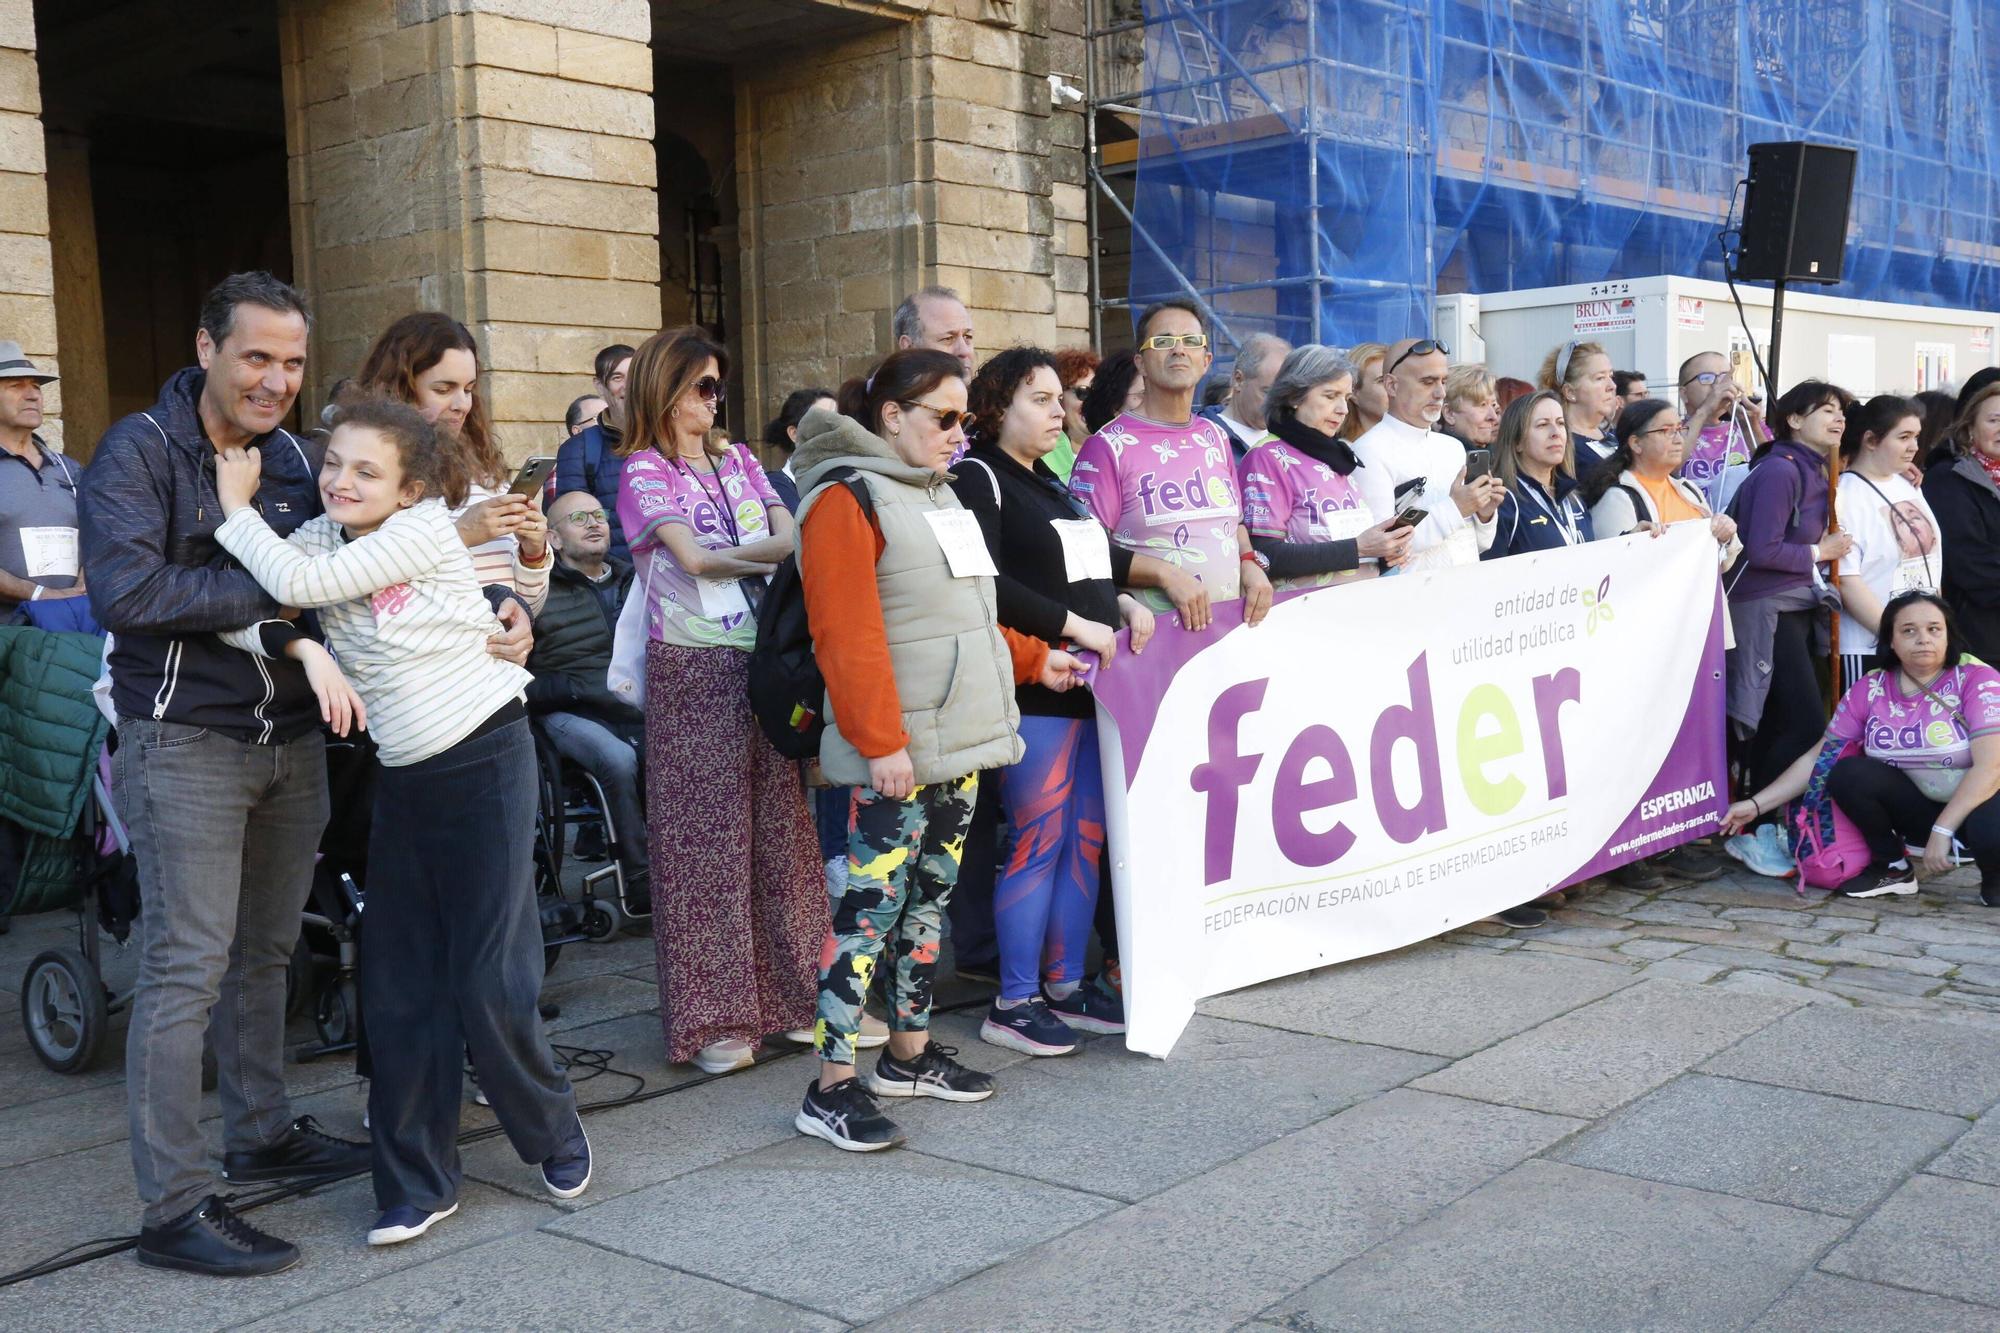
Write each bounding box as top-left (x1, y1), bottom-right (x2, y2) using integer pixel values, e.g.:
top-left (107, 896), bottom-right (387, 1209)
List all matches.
top-left (79, 368), bottom-right (323, 743)
top-left (525, 557), bottom-right (638, 726)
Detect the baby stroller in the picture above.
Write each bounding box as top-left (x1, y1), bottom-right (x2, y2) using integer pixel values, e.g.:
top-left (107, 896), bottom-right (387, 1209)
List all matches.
top-left (16, 750), bottom-right (139, 1073)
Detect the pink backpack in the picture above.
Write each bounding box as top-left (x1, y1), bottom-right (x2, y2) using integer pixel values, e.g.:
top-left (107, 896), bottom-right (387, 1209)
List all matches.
top-left (1789, 739), bottom-right (1869, 891)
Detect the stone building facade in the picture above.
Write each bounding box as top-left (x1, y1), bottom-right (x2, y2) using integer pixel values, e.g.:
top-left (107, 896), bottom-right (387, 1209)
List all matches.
top-left (2, 0), bottom-right (1089, 461)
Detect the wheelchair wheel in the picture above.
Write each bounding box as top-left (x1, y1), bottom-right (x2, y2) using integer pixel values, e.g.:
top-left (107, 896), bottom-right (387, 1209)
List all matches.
top-left (21, 948), bottom-right (108, 1074)
top-left (583, 898), bottom-right (619, 943)
top-left (315, 976), bottom-right (358, 1048)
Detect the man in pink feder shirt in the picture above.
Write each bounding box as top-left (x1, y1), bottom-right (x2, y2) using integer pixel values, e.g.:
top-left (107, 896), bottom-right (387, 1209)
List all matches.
top-left (1068, 299), bottom-right (1274, 630)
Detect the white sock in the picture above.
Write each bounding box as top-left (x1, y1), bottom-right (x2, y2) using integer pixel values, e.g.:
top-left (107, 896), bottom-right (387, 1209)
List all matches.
top-left (995, 995), bottom-right (1029, 1010)
top-left (1045, 979), bottom-right (1081, 1000)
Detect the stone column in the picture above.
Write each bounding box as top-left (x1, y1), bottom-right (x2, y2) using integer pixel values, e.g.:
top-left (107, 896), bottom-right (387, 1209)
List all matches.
top-left (0, 1), bottom-right (61, 450)
top-left (733, 0), bottom-right (1083, 428)
top-left (279, 0), bottom-right (660, 460)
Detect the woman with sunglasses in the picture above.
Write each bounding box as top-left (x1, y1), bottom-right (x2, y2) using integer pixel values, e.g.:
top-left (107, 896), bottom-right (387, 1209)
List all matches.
top-left (1582, 399), bottom-right (1743, 560)
top-left (787, 348), bottom-right (1087, 1151)
top-left (1537, 339), bottom-right (1621, 480)
top-left (614, 326), bottom-right (829, 1077)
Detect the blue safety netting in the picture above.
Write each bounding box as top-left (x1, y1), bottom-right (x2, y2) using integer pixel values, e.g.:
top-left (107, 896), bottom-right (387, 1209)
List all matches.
top-left (1120, 0), bottom-right (2000, 351)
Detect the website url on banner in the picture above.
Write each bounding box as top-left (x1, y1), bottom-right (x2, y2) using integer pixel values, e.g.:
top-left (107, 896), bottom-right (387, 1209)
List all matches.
top-left (1606, 813), bottom-right (1716, 858)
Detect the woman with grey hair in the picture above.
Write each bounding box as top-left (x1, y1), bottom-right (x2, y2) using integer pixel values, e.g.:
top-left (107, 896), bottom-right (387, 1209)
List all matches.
top-left (1237, 344), bottom-right (1412, 591)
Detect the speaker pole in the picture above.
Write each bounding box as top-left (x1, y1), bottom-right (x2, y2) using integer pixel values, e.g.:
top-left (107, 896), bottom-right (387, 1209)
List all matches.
top-left (1766, 278), bottom-right (1787, 398)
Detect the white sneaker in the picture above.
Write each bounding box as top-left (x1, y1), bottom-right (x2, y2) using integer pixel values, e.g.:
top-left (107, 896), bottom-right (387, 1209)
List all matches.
top-left (856, 1012), bottom-right (890, 1050)
top-left (781, 1028), bottom-right (815, 1044)
top-left (693, 1039), bottom-right (754, 1074)
top-left (824, 857), bottom-right (849, 893)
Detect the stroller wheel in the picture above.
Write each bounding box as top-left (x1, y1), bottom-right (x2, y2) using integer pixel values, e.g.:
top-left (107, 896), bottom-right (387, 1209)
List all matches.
top-left (22, 948), bottom-right (108, 1074)
top-left (315, 977), bottom-right (359, 1048)
top-left (583, 898), bottom-right (619, 943)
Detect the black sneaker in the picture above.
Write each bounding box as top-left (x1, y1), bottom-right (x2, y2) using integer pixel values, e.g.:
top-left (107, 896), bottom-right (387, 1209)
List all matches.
top-left (220, 1114), bottom-right (370, 1184)
top-left (1492, 904), bottom-right (1548, 930)
top-left (1840, 862), bottom-right (1917, 899)
top-left (868, 1042), bottom-right (996, 1102)
top-left (1655, 845), bottom-right (1726, 882)
top-left (1982, 875), bottom-right (2000, 908)
top-left (979, 998), bottom-right (1078, 1056)
top-left (795, 1077), bottom-right (904, 1152)
top-left (137, 1195), bottom-right (300, 1277)
top-left (1610, 860), bottom-right (1667, 890)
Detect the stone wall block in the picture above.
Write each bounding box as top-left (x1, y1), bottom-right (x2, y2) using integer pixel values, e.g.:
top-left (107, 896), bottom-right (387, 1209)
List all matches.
top-left (467, 66), bottom-right (653, 138)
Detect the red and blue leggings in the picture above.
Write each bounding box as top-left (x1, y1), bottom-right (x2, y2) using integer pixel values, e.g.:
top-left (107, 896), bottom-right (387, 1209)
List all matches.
top-left (994, 716), bottom-right (1105, 1002)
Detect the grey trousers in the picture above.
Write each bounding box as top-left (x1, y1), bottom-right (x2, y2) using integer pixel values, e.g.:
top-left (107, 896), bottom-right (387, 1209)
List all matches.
top-left (115, 720), bottom-right (328, 1226)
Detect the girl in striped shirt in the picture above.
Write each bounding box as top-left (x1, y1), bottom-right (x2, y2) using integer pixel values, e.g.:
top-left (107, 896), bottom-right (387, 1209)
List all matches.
top-left (212, 396), bottom-right (589, 1248)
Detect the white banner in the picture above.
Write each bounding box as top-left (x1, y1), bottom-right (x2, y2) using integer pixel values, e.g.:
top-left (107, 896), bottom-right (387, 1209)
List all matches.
top-left (1091, 525), bottom-right (1728, 1056)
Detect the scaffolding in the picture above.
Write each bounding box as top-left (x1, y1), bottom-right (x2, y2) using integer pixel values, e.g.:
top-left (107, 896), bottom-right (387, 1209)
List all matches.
top-left (1086, 0), bottom-right (2000, 355)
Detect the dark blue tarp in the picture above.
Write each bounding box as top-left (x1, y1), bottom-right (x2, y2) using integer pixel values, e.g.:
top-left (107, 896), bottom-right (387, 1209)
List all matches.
top-left (1127, 0), bottom-right (2000, 349)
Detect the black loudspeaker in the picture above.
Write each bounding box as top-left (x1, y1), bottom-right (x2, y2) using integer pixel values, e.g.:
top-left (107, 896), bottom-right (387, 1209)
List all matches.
top-left (1735, 141), bottom-right (1857, 285)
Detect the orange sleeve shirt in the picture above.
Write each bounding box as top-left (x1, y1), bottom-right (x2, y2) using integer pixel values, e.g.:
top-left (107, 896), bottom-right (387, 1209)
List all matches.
top-left (799, 484), bottom-right (1051, 763)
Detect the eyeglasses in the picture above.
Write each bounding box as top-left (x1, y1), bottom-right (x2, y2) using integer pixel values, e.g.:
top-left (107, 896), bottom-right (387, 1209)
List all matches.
top-left (1140, 333), bottom-right (1209, 351)
top-left (1385, 338), bottom-right (1450, 376)
top-left (559, 508), bottom-right (608, 526)
top-left (1680, 371), bottom-right (1727, 387)
top-left (899, 401), bottom-right (975, 433)
top-left (1637, 424), bottom-right (1688, 439)
top-left (692, 375), bottom-right (724, 405)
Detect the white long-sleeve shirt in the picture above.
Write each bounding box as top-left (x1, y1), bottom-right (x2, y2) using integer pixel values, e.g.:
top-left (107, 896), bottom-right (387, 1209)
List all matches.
top-left (214, 500), bottom-right (537, 766)
top-left (1352, 413), bottom-right (1497, 571)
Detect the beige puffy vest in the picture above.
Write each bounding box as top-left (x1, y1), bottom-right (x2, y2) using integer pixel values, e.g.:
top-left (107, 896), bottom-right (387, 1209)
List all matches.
top-left (795, 427), bottom-right (1024, 788)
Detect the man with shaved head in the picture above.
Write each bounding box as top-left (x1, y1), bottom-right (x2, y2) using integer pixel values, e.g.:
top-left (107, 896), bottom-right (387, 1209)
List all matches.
top-left (1351, 336), bottom-right (1504, 571)
top-left (527, 490), bottom-right (646, 895)
top-left (1204, 332), bottom-right (1291, 458)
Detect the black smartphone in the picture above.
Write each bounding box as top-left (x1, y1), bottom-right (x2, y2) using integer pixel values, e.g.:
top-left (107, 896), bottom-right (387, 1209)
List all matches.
top-left (1463, 449), bottom-right (1493, 483)
top-left (1388, 503), bottom-right (1429, 532)
top-left (508, 455), bottom-right (558, 497)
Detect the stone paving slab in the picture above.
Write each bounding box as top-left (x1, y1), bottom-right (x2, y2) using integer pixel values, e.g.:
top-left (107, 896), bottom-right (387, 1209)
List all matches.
top-left (1272, 1159), bottom-right (1849, 1332)
top-left (1701, 1005), bottom-right (2000, 1115)
top-left (1197, 941), bottom-right (1635, 1058)
top-left (1927, 1113), bottom-right (2000, 1188)
top-left (547, 1136), bottom-right (1116, 1325)
top-left (233, 1231), bottom-right (842, 1332)
top-left (1412, 979), bottom-right (1803, 1118)
top-left (1749, 1272), bottom-right (2000, 1331)
top-left (885, 1014), bottom-right (1441, 1202)
top-left (0, 1177), bottom-right (560, 1333)
top-left (870, 1089), bottom-right (1580, 1332)
top-left (1553, 1073), bottom-right (1968, 1215)
top-left (1820, 1173), bottom-right (2000, 1309)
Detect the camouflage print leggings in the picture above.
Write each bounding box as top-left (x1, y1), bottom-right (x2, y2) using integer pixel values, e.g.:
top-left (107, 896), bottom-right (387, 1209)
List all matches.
top-left (813, 773), bottom-right (979, 1065)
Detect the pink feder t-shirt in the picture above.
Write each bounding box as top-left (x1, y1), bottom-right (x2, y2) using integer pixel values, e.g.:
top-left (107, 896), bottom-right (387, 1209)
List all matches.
top-left (1069, 411), bottom-right (1243, 612)
top-left (1237, 436), bottom-right (1377, 592)
top-left (616, 442), bottom-right (781, 651)
top-left (1826, 664), bottom-right (2000, 802)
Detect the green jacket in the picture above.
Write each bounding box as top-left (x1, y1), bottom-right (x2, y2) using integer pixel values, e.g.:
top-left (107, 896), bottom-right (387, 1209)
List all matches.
top-left (0, 625), bottom-right (111, 839)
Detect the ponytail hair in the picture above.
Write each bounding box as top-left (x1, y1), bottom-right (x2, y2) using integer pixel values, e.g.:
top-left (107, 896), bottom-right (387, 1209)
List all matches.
top-left (1839, 393), bottom-right (1921, 463)
top-left (836, 348), bottom-right (964, 436)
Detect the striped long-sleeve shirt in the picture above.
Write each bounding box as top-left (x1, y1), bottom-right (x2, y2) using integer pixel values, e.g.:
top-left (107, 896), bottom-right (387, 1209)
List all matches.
top-left (214, 500), bottom-right (538, 766)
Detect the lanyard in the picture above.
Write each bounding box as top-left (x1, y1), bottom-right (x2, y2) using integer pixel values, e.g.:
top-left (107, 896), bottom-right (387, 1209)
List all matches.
top-left (1520, 477), bottom-right (1583, 545)
top-left (1849, 470), bottom-right (1933, 590)
top-left (674, 453), bottom-right (740, 544)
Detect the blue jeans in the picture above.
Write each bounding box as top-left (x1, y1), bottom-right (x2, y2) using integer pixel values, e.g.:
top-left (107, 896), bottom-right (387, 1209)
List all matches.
top-left (115, 720), bottom-right (329, 1226)
top-left (363, 717), bottom-right (577, 1211)
top-left (538, 709), bottom-right (648, 883)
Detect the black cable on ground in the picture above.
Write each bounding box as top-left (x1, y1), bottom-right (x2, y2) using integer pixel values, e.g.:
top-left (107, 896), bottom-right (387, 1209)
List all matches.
top-left (0, 990), bottom-right (998, 1289)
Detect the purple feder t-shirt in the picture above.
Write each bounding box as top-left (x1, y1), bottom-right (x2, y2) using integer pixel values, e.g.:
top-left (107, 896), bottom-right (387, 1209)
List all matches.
top-left (1826, 664), bottom-right (2000, 802)
top-left (1069, 411), bottom-right (1243, 612)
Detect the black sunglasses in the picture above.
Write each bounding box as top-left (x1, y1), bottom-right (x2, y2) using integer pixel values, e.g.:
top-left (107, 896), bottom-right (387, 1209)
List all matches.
top-left (1384, 338), bottom-right (1449, 376)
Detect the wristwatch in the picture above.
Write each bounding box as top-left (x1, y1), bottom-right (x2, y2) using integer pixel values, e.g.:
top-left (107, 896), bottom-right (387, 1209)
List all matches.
top-left (1240, 549), bottom-right (1270, 572)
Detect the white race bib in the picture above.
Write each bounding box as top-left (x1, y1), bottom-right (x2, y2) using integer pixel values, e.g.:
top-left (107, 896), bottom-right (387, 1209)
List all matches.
top-left (924, 508), bottom-right (998, 578)
top-left (1317, 506), bottom-right (1374, 543)
top-left (1052, 518), bottom-right (1113, 582)
top-left (1892, 555), bottom-right (1937, 595)
top-left (696, 576), bottom-right (751, 619)
top-left (18, 525), bottom-right (77, 579)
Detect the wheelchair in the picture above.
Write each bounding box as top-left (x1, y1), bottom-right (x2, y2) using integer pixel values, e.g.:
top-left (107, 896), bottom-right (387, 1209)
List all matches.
top-left (530, 720), bottom-right (647, 942)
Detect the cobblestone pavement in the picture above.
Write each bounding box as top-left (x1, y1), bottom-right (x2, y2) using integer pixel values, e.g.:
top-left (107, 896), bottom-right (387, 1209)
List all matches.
top-left (4, 858), bottom-right (2000, 1330)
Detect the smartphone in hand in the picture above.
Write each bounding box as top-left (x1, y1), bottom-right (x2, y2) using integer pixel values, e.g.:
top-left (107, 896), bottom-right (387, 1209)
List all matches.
top-left (1463, 449), bottom-right (1494, 483)
top-left (508, 456), bottom-right (558, 497)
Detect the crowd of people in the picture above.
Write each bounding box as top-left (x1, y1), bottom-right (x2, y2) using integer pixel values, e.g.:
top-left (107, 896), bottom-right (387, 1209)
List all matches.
top-left (4, 267), bottom-right (2000, 1276)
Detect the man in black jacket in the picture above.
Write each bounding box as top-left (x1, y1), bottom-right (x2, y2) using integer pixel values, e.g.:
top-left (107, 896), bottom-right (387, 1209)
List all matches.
top-left (530, 491), bottom-right (645, 891)
top-left (78, 273), bottom-right (371, 1277)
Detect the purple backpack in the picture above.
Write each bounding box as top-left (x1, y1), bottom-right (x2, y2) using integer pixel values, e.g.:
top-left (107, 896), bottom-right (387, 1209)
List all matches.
top-left (1789, 739), bottom-right (1868, 892)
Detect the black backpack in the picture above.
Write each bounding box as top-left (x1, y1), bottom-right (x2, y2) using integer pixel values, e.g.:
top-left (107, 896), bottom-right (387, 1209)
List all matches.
top-left (749, 468), bottom-right (876, 760)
